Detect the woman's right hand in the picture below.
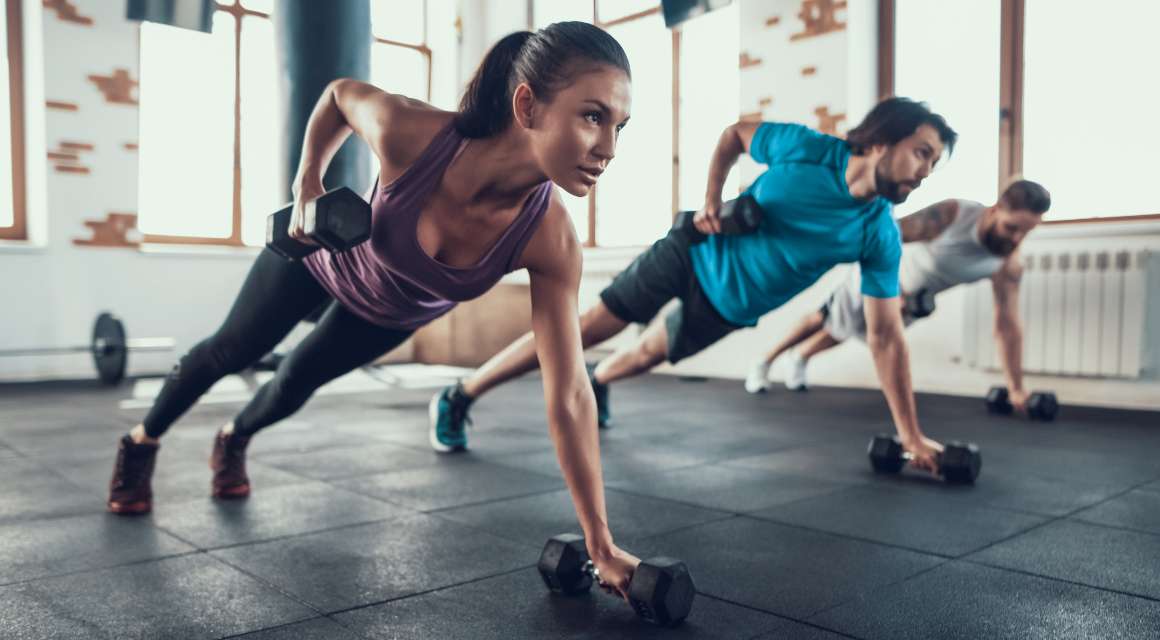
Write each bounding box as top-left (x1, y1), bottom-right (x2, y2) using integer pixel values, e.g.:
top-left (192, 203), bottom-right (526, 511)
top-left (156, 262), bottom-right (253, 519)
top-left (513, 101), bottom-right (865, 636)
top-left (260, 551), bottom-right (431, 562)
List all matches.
top-left (903, 434), bottom-right (943, 475)
top-left (591, 544), bottom-right (641, 602)
top-left (289, 179), bottom-right (327, 245)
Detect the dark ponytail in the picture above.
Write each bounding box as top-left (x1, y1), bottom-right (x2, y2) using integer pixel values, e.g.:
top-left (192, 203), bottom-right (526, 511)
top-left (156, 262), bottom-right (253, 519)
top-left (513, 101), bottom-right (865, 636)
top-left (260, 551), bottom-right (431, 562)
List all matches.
top-left (455, 22), bottom-right (630, 139)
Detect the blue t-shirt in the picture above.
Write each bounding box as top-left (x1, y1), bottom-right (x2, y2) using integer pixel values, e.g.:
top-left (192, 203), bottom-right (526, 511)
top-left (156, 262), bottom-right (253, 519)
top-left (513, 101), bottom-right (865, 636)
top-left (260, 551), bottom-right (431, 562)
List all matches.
top-left (690, 122), bottom-right (901, 326)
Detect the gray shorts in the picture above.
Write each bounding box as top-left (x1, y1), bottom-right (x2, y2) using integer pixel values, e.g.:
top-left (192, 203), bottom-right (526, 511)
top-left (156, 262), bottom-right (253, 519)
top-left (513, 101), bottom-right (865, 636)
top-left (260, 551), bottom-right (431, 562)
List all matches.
top-left (820, 268), bottom-right (915, 342)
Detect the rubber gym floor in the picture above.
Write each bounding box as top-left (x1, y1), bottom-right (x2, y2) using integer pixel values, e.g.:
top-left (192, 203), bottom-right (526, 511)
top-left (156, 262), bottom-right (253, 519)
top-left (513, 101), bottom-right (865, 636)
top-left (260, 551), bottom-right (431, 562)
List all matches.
top-left (1, 373), bottom-right (1158, 639)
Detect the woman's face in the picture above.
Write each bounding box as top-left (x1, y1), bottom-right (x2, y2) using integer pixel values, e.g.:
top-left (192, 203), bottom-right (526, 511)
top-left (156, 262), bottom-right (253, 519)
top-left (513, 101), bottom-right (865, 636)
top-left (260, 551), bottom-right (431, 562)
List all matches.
top-left (522, 65), bottom-right (632, 197)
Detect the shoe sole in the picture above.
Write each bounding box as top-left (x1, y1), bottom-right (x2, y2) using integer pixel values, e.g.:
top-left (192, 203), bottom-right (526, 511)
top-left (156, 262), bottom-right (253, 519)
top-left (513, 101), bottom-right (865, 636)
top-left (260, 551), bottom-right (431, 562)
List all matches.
top-left (428, 394), bottom-right (466, 454)
top-left (212, 484), bottom-right (251, 499)
top-left (107, 500), bottom-right (151, 515)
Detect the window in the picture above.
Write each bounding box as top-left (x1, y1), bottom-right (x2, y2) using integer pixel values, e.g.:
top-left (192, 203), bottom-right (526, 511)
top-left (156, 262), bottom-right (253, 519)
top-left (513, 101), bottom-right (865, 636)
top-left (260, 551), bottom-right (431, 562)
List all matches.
top-left (883, 0), bottom-right (1160, 222)
top-left (531, 1), bottom-right (740, 247)
top-left (1022, 0), bottom-right (1160, 220)
top-left (1, 0), bottom-right (26, 240)
top-left (596, 10), bottom-right (673, 247)
top-left (369, 0), bottom-right (430, 102)
top-left (891, 0), bottom-right (999, 217)
top-left (139, 1), bottom-right (433, 246)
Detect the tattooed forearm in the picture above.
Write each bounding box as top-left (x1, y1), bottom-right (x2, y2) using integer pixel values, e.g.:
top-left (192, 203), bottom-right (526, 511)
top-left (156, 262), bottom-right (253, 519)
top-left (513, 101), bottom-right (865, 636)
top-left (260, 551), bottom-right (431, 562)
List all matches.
top-left (898, 199), bottom-right (959, 242)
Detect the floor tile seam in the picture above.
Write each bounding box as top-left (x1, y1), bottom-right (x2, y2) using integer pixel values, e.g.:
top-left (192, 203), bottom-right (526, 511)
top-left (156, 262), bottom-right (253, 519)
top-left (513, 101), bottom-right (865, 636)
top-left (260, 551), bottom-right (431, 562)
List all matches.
top-left (416, 487), bottom-right (576, 516)
top-left (951, 476), bottom-right (1160, 560)
top-left (602, 478), bottom-right (861, 518)
top-left (628, 513), bottom-right (744, 546)
top-left (0, 548), bottom-right (205, 588)
top-left (687, 593), bottom-right (866, 640)
top-left (739, 513), bottom-right (954, 559)
top-left (253, 460), bottom-right (450, 484)
top-left (800, 557), bottom-right (956, 621)
top-left (958, 557), bottom-right (1160, 604)
top-left (209, 551), bottom-right (333, 618)
top-left (318, 563), bottom-right (537, 618)
top-left (1064, 515), bottom-right (1160, 540)
top-left (213, 615), bottom-right (331, 640)
top-left (421, 510), bottom-right (548, 551)
top-left (188, 511), bottom-right (422, 553)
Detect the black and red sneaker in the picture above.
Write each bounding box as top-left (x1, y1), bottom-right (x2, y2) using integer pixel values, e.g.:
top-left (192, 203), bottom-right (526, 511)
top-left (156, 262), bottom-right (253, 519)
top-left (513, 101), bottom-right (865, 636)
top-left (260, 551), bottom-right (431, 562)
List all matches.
top-left (210, 430), bottom-right (251, 499)
top-left (107, 435), bottom-right (159, 515)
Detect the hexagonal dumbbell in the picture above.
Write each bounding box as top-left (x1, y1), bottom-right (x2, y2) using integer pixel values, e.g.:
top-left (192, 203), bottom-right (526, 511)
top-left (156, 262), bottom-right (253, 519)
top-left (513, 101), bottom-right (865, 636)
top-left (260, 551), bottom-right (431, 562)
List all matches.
top-left (903, 288), bottom-right (936, 319)
top-left (266, 186), bottom-right (371, 261)
top-left (867, 434), bottom-right (982, 484)
top-left (985, 386), bottom-right (1059, 421)
top-left (671, 194), bottom-right (762, 243)
top-left (537, 533), bottom-right (695, 627)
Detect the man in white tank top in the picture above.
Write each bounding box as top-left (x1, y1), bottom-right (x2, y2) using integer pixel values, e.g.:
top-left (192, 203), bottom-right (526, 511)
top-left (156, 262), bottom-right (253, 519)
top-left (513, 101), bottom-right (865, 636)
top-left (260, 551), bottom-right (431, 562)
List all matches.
top-left (746, 179), bottom-right (1051, 413)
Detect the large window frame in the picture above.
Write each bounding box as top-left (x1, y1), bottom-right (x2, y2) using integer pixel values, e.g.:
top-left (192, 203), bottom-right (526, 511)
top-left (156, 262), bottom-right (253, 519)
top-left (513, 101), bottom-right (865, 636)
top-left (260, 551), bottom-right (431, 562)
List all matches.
top-left (1, 0), bottom-right (27, 241)
top-left (142, 0), bottom-right (433, 247)
top-left (878, 0), bottom-right (1159, 225)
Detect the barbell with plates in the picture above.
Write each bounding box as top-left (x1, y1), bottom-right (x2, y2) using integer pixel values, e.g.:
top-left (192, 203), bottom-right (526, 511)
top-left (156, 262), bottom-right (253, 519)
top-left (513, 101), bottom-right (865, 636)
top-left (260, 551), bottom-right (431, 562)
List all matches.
top-left (0, 312), bottom-right (175, 385)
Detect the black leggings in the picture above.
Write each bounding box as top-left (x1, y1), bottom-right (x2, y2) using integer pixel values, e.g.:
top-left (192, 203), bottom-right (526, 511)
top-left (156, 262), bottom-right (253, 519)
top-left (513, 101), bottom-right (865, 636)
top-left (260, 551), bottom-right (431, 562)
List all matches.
top-left (142, 249), bottom-right (412, 438)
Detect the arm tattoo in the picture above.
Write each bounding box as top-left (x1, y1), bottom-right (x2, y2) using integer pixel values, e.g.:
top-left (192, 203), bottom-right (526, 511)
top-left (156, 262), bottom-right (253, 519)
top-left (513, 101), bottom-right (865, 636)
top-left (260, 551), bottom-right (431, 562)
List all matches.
top-left (898, 200), bottom-right (959, 242)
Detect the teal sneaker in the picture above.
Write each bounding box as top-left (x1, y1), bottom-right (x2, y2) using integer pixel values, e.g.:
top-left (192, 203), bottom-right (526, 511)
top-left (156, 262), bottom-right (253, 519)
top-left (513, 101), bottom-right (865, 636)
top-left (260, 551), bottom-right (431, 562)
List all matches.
top-left (429, 384), bottom-right (473, 452)
top-left (588, 365), bottom-right (611, 429)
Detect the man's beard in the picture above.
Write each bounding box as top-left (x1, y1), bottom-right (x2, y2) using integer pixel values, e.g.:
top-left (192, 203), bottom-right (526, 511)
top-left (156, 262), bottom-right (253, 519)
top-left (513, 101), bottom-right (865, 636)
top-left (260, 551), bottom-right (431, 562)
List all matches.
top-left (981, 228), bottom-right (1017, 256)
top-left (875, 164), bottom-right (912, 204)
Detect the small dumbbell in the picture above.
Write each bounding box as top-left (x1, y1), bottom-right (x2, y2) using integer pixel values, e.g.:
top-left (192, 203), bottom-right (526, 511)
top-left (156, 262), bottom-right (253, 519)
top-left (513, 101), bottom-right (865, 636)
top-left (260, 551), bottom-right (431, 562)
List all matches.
top-left (537, 533), bottom-right (695, 627)
top-left (985, 386), bottom-right (1059, 421)
top-left (672, 194), bottom-right (762, 243)
top-left (903, 289), bottom-right (936, 319)
top-left (867, 434), bottom-right (982, 484)
top-left (266, 186), bottom-right (372, 261)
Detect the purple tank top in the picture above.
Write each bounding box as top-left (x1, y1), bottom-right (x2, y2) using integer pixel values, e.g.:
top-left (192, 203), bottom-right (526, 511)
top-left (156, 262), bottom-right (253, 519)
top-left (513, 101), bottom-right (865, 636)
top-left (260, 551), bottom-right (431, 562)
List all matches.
top-left (304, 122), bottom-right (553, 330)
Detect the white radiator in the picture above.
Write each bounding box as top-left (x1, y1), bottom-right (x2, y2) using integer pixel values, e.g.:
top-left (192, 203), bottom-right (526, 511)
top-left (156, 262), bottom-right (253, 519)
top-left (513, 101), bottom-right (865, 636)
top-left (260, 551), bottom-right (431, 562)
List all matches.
top-left (963, 249), bottom-right (1152, 378)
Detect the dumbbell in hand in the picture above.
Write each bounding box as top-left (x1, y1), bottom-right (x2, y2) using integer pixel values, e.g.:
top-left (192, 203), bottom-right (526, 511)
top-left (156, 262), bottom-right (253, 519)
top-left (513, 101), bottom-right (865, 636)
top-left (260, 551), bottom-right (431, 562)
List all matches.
top-left (903, 289), bottom-right (936, 319)
top-left (266, 186), bottom-right (372, 261)
top-left (672, 194), bottom-right (762, 243)
top-left (985, 386), bottom-right (1058, 421)
top-left (867, 434), bottom-right (981, 484)
top-left (537, 533), bottom-right (695, 627)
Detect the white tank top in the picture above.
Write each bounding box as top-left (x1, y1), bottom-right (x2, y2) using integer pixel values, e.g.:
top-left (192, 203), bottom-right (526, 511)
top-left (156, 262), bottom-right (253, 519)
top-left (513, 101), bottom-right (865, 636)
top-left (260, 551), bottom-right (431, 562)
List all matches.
top-left (899, 199), bottom-right (1005, 296)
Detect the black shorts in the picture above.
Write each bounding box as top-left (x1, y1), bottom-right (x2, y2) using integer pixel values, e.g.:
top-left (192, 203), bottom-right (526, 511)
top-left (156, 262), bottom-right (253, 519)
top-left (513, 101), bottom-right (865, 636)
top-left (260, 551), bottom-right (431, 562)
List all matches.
top-left (598, 229), bottom-right (742, 363)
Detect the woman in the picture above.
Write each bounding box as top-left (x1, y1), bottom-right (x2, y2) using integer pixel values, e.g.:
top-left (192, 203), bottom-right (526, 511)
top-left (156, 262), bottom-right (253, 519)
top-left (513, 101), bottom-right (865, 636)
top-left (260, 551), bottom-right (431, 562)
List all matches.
top-left (107, 22), bottom-right (639, 597)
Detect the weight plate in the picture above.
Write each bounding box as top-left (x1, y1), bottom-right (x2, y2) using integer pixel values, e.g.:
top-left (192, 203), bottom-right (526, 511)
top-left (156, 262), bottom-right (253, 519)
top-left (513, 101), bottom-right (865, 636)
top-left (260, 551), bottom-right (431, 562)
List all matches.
top-left (92, 312), bottom-right (127, 385)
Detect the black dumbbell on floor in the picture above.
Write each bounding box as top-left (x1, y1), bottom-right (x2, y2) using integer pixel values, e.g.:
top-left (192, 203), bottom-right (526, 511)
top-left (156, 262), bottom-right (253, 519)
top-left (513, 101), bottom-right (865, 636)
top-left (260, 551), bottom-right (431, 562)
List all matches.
top-left (538, 533), bottom-right (695, 627)
top-left (867, 434), bottom-right (982, 484)
top-left (672, 194), bottom-right (762, 243)
top-left (266, 186), bottom-right (372, 261)
top-left (985, 386), bottom-right (1059, 421)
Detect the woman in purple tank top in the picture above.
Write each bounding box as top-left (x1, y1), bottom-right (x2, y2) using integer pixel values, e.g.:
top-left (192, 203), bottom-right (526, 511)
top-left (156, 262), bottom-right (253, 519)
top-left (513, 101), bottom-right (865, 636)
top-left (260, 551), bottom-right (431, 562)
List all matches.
top-left (106, 22), bottom-right (645, 598)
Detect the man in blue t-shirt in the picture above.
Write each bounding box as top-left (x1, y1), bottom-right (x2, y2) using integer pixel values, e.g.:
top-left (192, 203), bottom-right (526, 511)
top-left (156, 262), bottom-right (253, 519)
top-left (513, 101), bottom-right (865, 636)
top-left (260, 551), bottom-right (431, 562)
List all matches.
top-left (433, 98), bottom-right (957, 473)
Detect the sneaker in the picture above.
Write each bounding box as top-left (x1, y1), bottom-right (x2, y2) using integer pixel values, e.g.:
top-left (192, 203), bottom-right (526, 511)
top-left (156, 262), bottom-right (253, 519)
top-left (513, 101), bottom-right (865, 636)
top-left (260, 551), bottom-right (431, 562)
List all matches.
top-left (744, 360), bottom-right (772, 394)
top-left (783, 351), bottom-right (809, 391)
top-left (588, 364), bottom-right (611, 429)
top-left (429, 384), bottom-right (472, 453)
top-left (210, 430), bottom-right (252, 499)
top-left (107, 435), bottom-right (159, 515)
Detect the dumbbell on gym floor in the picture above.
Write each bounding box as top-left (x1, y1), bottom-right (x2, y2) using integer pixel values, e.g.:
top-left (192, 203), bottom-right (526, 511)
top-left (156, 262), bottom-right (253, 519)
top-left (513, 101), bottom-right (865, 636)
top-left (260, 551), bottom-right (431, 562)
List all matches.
top-left (903, 288), bottom-right (936, 319)
top-left (867, 434), bottom-right (982, 484)
top-left (985, 386), bottom-right (1058, 421)
top-left (266, 186), bottom-right (372, 261)
top-left (538, 533), bottom-right (695, 627)
top-left (671, 194), bottom-right (762, 243)
top-left (0, 312), bottom-right (175, 385)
